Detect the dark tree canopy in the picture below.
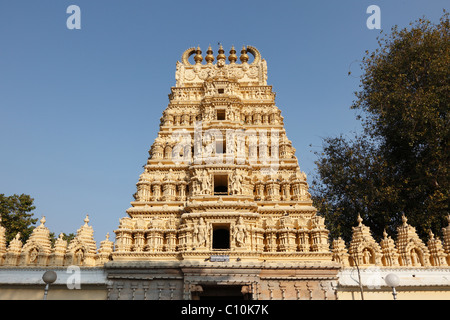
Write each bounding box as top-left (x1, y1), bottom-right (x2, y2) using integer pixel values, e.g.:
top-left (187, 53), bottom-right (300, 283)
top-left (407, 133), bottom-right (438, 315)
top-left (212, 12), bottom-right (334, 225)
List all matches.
top-left (312, 12), bottom-right (449, 243)
top-left (1, 194), bottom-right (77, 245)
top-left (0, 194), bottom-right (38, 244)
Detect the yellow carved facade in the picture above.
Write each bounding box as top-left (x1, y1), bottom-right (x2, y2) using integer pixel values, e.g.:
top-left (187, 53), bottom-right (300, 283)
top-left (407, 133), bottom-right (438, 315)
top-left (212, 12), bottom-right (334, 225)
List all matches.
top-left (110, 45), bottom-right (332, 265)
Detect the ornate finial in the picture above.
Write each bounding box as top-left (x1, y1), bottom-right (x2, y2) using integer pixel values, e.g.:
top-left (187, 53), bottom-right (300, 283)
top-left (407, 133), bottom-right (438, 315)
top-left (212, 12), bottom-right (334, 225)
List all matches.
top-left (84, 214), bottom-right (90, 226)
top-left (105, 232), bottom-right (110, 241)
top-left (205, 45), bottom-right (214, 64)
top-left (216, 44), bottom-right (226, 61)
top-left (401, 214), bottom-right (408, 226)
top-left (181, 47), bottom-right (196, 66)
top-left (383, 229), bottom-right (388, 238)
top-left (357, 214), bottom-right (363, 226)
top-left (240, 45), bottom-right (249, 63)
top-left (228, 46), bottom-right (237, 64)
top-left (429, 230), bottom-right (435, 239)
top-left (194, 46), bottom-right (203, 64)
top-left (40, 216), bottom-right (46, 226)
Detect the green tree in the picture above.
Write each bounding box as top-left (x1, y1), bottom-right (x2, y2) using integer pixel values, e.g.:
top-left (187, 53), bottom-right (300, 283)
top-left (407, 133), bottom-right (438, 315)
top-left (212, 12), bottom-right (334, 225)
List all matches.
top-left (0, 194), bottom-right (38, 244)
top-left (49, 232), bottom-right (76, 246)
top-left (312, 12), bottom-right (449, 242)
top-left (311, 134), bottom-right (401, 242)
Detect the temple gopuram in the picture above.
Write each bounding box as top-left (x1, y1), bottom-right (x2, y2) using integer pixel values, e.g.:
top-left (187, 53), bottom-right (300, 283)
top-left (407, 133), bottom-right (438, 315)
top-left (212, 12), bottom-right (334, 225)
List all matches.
top-left (0, 46), bottom-right (449, 300)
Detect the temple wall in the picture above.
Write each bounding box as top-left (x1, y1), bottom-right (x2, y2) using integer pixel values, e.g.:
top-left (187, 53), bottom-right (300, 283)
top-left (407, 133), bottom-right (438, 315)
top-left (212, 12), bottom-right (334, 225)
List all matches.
top-left (1, 263), bottom-right (449, 300)
top-left (337, 267), bottom-right (450, 300)
top-left (0, 267), bottom-right (108, 300)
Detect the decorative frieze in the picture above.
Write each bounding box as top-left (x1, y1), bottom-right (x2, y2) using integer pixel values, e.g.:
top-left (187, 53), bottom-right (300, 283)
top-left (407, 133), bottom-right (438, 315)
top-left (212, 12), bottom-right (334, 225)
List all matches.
top-left (332, 215), bottom-right (449, 268)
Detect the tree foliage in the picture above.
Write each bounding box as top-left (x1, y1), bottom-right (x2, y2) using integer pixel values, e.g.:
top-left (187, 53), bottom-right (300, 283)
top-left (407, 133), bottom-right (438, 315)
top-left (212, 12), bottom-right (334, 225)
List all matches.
top-left (0, 194), bottom-right (38, 244)
top-left (49, 232), bottom-right (76, 246)
top-left (312, 12), bottom-right (449, 242)
top-left (0, 194), bottom-right (77, 245)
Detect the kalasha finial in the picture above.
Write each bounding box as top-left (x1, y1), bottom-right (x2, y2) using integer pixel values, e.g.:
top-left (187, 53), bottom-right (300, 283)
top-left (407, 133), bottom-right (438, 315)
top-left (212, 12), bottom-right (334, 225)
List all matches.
top-left (84, 214), bottom-right (90, 226)
top-left (216, 44), bottom-right (226, 61)
top-left (357, 214), bottom-right (363, 226)
top-left (205, 45), bottom-right (214, 64)
top-left (401, 214), bottom-right (408, 226)
top-left (40, 216), bottom-right (46, 226)
top-left (240, 45), bottom-right (249, 63)
top-left (194, 46), bottom-right (203, 64)
top-left (228, 45), bottom-right (237, 64)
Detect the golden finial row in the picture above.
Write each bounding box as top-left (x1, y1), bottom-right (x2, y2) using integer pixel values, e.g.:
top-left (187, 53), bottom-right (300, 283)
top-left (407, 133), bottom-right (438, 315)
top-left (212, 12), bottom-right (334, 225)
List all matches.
top-left (192, 45), bottom-right (250, 64)
top-left (181, 45), bottom-right (261, 66)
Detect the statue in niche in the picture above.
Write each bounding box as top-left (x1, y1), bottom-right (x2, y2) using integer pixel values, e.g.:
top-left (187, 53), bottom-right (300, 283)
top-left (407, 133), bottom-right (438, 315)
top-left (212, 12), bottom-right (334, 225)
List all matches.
top-left (230, 170), bottom-right (244, 195)
top-left (200, 171), bottom-right (211, 194)
top-left (363, 248), bottom-right (372, 264)
top-left (75, 248), bottom-right (84, 265)
top-left (226, 108), bottom-right (234, 121)
top-left (233, 217), bottom-right (247, 247)
top-left (411, 249), bottom-right (420, 266)
top-left (194, 218), bottom-right (207, 247)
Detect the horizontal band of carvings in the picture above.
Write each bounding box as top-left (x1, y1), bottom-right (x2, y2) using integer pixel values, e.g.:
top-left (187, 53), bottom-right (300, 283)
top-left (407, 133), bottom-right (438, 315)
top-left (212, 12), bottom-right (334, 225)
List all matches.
top-left (260, 276), bottom-right (339, 281)
top-left (107, 275), bottom-right (184, 280)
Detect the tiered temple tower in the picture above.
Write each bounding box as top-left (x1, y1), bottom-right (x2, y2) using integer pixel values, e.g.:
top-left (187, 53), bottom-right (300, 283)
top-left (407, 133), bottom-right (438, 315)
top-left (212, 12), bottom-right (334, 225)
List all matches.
top-left (106, 45), bottom-right (339, 299)
top-left (112, 45), bottom-right (330, 263)
top-left (0, 46), bottom-right (449, 300)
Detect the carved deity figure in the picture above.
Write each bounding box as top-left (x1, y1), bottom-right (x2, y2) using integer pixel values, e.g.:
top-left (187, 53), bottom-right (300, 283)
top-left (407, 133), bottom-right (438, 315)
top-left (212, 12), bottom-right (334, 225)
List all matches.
top-left (75, 248), bottom-right (84, 265)
top-left (200, 171), bottom-right (211, 195)
top-left (194, 218), bottom-right (208, 247)
top-left (226, 108), bottom-right (234, 121)
top-left (363, 248), bottom-right (372, 264)
top-left (234, 217), bottom-right (247, 247)
top-left (411, 249), bottom-right (420, 266)
top-left (230, 170), bottom-right (244, 195)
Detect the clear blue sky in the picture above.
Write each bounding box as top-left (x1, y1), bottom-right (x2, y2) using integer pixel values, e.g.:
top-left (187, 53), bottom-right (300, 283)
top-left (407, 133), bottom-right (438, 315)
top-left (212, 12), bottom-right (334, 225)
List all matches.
top-left (0, 0), bottom-right (447, 244)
